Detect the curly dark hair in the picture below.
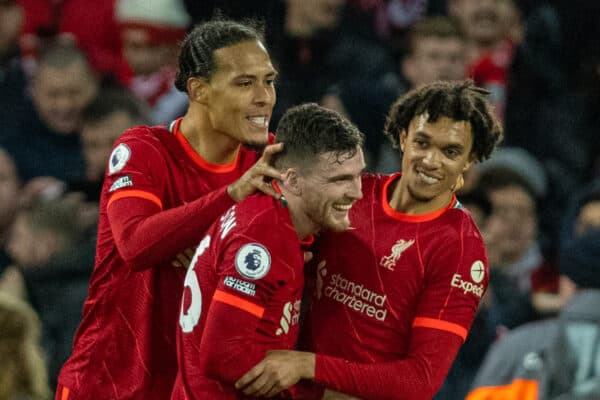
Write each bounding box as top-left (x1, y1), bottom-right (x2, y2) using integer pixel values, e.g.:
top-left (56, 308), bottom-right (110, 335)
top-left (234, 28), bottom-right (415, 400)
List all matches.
top-left (174, 18), bottom-right (265, 93)
top-left (384, 80), bottom-right (503, 162)
top-left (273, 103), bottom-right (365, 170)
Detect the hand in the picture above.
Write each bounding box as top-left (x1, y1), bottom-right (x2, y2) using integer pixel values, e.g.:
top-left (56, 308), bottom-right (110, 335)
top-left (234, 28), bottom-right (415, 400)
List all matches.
top-left (227, 143), bottom-right (285, 202)
top-left (171, 247), bottom-right (195, 268)
top-left (235, 350), bottom-right (315, 398)
top-left (304, 251), bottom-right (313, 263)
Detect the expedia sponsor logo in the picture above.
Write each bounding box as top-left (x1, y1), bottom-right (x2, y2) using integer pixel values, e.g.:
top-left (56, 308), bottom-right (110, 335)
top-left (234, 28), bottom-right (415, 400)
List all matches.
top-left (223, 276), bottom-right (256, 296)
top-left (451, 273), bottom-right (484, 297)
top-left (109, 175), bottom-right (133, 192)
top-left (323, 273), bottom-right (388, 321)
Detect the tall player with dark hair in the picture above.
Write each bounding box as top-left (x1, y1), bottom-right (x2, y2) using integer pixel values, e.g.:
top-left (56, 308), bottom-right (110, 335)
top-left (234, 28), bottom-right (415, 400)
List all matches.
top-left (236, 81), bottom-right (503, 399)
top-left (57, 19), bottom-right (284, 400)
top-left (171, 103), bottom-right (365, 399)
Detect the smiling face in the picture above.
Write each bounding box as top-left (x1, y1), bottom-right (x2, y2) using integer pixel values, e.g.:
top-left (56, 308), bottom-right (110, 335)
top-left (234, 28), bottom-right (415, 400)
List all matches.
top-left (398, 114), bottom-right (474, 212)
top-left (31, 60), bottom-right (98, 134)
top-left (201, 40), bottom-right (277, 149)
top-left (403, 36), bottom-right (467, 87)
top-left (298, 147), bottom-right (365, 233)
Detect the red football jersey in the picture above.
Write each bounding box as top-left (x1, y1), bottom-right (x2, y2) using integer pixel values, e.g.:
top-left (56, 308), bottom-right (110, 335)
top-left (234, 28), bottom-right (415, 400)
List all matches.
top-left (57, 119), bottom-right (266, 400)
top-left (172, 194), bottom-right (307, 400)
top-left (303, 173), bottom-right (488, 398)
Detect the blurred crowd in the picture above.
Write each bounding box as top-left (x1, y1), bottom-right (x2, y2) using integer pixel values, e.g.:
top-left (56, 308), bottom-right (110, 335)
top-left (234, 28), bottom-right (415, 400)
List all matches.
top-left (0, 0), bottom-right (599, 399)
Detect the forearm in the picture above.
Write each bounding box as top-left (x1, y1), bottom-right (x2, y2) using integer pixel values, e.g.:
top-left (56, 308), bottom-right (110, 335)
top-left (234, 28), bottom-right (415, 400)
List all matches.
top-left (314, 331), bottom-right (462, 400)
top-left (109, 186), bottom-right (234, 269)
top-left (201, 302), bottom-right (269, 384)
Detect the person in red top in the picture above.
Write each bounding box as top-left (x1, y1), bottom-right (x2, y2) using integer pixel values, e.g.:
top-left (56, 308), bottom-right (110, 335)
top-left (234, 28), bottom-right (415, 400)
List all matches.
top-left (171, 103), bottom-right (366, 400)
top-left (235, 80), bottom-right (503, 400)
top-left (56, 19), bottom-right (285, 400)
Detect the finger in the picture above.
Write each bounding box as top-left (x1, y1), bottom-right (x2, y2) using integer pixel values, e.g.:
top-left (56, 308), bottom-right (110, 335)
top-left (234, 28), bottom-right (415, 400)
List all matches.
top-left (303, 251), bottom-right (313, 263)
top-left (240, 373), bottom-right (272, 396)
top-left (259, 165), bottom-right (285, 182)
top-left (255, 181), bottom-right (282, 200)
top-left (265, 383), bottom-right (286, 398)
top-left (176, 253), bottom-right (189, 267)
top-left (252, 375), bottom-right (279, 398)
top-left (260, 142), bottom-right (284, 160)
top-left (235, 364), bottom-right (264, 390)
top-left (184, 248), bottom-right (195, 259)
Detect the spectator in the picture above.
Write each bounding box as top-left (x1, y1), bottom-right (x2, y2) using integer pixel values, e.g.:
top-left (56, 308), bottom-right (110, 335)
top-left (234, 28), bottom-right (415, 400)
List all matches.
top-left (268, 0), bottom-right (395, 168)
top-left (115, 0), bottom-right (191, 124)
top-left (0, 149), bottom-right (25, 300)
top-left (376, 16), bottom-right (469, 173)
top-left (0, 0), bottom-right (27, 113)
top-left (0, 40), bottom-right (99, 183)
top-left (479, 147), bottom-right (559, 315)
top-left (466, 180), bottom-right (600, 399)
top-left (18, 0), bottom-right (122, 78)
top-left (70, 85), bottom-right (150, 202)
top-left (6, 195), bottom-right (95, 387)
top-left (449, 0), bottom-right (521, 120)
top-left (0, 292), bottom-right (51, 400)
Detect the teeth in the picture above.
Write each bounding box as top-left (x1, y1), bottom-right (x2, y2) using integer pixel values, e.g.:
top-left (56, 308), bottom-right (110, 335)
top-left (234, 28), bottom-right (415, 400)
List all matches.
top-left (249, 116), bottom-right (267, 127)
top-left (332, 204), bottom-right (352, 211)
top-left (418, 171), bottom-right (439, 185)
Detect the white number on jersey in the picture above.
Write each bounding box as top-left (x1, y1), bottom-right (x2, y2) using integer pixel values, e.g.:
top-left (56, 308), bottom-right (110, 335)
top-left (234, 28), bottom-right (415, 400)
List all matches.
top-left (179, 235), bottom-right (211, 333)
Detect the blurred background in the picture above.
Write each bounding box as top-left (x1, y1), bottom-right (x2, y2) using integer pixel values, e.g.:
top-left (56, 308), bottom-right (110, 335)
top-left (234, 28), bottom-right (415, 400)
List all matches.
top-left (0, 0), bottom-right (599, 398)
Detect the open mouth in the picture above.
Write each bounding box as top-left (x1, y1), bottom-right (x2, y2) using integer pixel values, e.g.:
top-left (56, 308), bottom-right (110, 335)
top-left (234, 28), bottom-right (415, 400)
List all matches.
top-left (417, 171), bottom-right (441, 185)
top-left (247, 115), bottom-right (269, 129)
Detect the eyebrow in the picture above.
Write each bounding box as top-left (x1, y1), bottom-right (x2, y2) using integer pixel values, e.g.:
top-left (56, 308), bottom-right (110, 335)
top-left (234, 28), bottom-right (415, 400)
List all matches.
top-left (233, 71), bottom-right (278, 80)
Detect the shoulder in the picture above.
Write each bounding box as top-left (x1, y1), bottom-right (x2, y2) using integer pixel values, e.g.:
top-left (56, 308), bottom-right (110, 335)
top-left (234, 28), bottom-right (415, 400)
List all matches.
top-left (118, 124), bottom-right (172, 147)
top-left (493, 319), bottom-right (559, 355)
top-left (439, 205), bottom-right (484, 240)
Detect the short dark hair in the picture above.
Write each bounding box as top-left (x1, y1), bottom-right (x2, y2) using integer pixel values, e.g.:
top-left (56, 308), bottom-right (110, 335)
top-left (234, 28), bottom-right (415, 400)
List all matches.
top-left (36, 40), bottom-right (91, 72)
top-left (175, 19), bottom-right (265, 93)
top-left (407, 16), bottom-right (466, 55)
top-left (82, 86), bottom-right (149, 126)
top-left (384, 80), bottom-right (503, 162)
top-left (273, 103), bottom-right (364, 172)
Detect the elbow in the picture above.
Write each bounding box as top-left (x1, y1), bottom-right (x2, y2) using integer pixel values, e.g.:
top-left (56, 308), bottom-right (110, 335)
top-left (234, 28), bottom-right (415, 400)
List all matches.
top-left (118, 243), bottom-right (154, 270)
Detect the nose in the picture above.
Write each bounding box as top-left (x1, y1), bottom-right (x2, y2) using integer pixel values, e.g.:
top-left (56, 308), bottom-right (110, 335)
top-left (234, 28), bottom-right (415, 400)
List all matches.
top-left (349, 176), bottom-right (363, 201)
top-left (421, 149), bottom-right (442, 168)
top-left (253, 82), bottom-right (275, 107)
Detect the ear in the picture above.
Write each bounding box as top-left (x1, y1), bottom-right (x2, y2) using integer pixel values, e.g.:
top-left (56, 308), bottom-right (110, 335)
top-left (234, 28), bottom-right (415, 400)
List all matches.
top-left (401, 57), bottom-right (416, 85)
top-left (282, 168), bottom-right (302, 196)
top-left (187, 77), bottom-right (209, 105)
top-left (463, 155), bottom-right (475, 172)
top-left (399, 130), bottom-right (408, 152)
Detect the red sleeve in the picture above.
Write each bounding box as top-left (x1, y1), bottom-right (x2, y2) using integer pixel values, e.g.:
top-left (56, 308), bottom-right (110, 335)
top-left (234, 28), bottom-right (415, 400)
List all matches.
top-left (315, 329), bottom-right (463, 400)
top-left (198, 223), bottom-right (301, 393)
top-left (199, 301), bottom-right (271, 384)
top-left (107, 186), bottom-right (234, 270)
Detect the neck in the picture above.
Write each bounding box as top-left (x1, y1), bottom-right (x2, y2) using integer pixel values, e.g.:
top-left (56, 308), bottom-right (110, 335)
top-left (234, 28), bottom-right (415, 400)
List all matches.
top-left (388, 176), bottom-right (453, 215)
top-left (279, 186), bottom-right (317, 240)
top-left (179, 109), bottom-right (240, 164)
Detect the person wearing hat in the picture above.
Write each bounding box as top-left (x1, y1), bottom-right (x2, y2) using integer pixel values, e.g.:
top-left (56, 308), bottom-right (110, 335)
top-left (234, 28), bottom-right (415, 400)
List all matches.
top-left (116, 0), bottom-right (191, 124)
top-left (466, 180), bottom-right (600, 400)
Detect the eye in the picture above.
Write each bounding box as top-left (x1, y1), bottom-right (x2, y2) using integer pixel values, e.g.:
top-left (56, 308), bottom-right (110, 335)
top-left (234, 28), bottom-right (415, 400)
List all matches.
top-left (415, 139), bottom-right (428, 148)
top-left (445, 148), bottom-right (461, 157)
top-left (238, 80), bottom-right (253, 87)
top-left (266, 78), bottom-right (276, 86)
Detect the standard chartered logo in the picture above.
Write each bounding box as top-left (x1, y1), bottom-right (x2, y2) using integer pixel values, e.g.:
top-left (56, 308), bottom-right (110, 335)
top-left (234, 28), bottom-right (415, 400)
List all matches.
top-left (323, 273), bottom-right (388, 322)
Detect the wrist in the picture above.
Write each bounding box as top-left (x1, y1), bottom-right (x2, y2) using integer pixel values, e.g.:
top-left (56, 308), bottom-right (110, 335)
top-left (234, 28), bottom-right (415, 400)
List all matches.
top-left (227, 183), bottom-right (241, 202)
top-left (302, 351), bottom-right (316, 380)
